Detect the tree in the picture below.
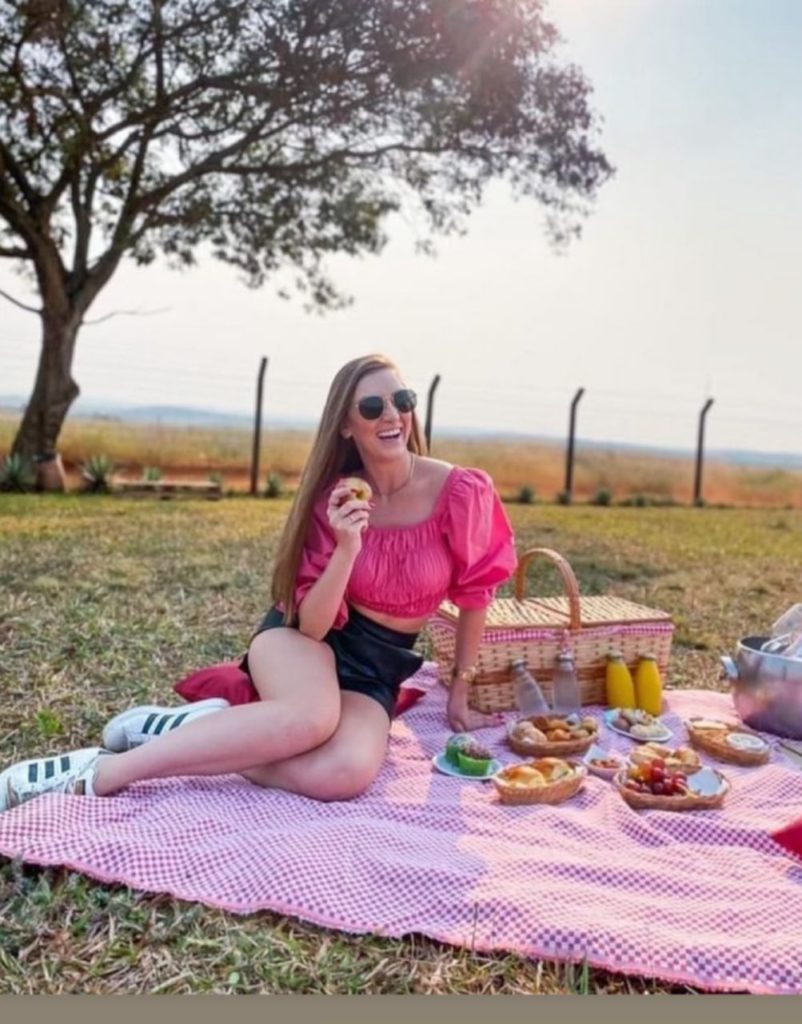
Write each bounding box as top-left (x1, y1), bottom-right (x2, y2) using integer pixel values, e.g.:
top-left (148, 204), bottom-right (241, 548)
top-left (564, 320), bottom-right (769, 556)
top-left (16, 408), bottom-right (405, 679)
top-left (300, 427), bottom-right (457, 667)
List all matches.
top-left (1, 0), bottom-right (612, 461)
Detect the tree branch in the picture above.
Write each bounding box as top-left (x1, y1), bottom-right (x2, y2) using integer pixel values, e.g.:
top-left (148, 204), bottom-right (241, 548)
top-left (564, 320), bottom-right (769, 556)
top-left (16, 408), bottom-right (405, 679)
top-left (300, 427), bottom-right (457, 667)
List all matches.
top-left (82, 305), bottom-right (171, 326)
top-left (0, 245), bottom-right (33, 259)
top-left (0, 287), bottom-right (40, 314)
top-left (0, 140), bottom-right (39, 212)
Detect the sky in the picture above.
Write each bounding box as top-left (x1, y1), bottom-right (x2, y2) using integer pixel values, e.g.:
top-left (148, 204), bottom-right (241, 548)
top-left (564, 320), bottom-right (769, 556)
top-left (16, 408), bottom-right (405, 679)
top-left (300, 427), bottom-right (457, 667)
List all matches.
top-left (2, 0), bottom-right (802, 455)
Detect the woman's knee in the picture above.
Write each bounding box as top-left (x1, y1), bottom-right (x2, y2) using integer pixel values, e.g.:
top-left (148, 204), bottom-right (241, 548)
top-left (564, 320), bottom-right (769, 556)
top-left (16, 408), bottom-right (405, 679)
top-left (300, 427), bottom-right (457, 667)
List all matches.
top-left (276, 702), bottom-right (340, 754)
top-left (309, 748), bottom-right (385, 802)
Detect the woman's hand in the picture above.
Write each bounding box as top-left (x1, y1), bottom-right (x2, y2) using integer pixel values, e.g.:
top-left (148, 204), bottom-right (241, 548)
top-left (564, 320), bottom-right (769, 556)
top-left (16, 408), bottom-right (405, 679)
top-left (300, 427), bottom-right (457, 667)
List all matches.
top-left (447, 699), bottom-right (503, 733)
top-left (327, 483), bottom-right (372, 554)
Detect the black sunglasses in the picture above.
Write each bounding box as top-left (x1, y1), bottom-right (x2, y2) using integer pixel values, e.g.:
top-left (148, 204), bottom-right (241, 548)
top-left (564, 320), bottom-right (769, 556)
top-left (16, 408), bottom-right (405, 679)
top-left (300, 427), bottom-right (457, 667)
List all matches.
top-left (354, 388), bottom-right (417, 420)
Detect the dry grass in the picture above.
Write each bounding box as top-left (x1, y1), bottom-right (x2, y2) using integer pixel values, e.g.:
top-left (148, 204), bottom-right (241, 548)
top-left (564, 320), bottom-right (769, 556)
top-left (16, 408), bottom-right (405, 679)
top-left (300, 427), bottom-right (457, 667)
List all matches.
top-left (3, 494), bottom-right (801, 992)
top-left (3, 412), bottom-right (802, 506)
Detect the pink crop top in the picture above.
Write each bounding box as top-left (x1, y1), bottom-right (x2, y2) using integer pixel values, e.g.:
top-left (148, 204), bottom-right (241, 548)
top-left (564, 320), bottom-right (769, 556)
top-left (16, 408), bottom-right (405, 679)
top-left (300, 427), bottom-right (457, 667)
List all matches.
top-left (294, 466), bottom-right (517, 629)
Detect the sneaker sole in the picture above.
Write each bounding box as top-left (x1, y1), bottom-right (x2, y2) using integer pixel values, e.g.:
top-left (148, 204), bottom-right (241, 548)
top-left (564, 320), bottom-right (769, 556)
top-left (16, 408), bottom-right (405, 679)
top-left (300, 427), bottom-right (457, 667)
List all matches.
top-left (102, 698), bottom-right (231, 752)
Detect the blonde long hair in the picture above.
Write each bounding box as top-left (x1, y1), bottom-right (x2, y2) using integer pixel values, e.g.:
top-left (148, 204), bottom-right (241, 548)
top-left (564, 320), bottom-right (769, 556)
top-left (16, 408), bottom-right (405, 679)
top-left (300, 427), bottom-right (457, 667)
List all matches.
top-left (271, 354), bottom-right (427, 623)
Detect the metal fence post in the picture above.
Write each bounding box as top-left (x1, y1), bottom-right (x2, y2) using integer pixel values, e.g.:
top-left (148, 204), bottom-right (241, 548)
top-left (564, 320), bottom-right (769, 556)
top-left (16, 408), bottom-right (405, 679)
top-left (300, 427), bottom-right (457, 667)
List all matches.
top-left (564, 387), bottom-right (585, 502)
top-left (249, 356), bottom-right (268, 496)
top-left (694, 397), bottom-right (714, 505)
top-left (424, 374), bottom-right (441, 452)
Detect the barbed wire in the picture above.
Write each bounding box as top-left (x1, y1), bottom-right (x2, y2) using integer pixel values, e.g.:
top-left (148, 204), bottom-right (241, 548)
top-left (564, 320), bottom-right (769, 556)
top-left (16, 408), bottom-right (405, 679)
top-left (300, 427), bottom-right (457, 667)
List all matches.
top-left (2, 355), bottom-right (802, 441)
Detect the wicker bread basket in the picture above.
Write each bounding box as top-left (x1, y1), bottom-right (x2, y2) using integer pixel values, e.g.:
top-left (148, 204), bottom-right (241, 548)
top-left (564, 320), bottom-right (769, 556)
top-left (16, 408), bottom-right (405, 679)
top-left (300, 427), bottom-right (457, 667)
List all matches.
top-left (507, 724), bottom-right (598, 759)
top-left (429, 547), bottom-right (674, 712)
top-left (685, 719), bottom-right (771, 767)
top-left (492, 762), bottom-right (586, 806)
top-left (613, 768), bottom-right (729, 811)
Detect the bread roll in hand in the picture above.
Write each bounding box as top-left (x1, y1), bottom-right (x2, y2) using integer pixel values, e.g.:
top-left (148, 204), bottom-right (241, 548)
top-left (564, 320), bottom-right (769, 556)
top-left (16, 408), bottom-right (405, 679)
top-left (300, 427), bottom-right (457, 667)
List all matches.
top-left (339, 477), bottom-right (373, 503)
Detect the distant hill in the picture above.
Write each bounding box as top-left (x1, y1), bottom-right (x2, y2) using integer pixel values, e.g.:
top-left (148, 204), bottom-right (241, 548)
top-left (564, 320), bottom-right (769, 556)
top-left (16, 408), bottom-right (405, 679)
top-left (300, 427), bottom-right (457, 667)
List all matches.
top-left (2, 394), bottom-right (802, 471)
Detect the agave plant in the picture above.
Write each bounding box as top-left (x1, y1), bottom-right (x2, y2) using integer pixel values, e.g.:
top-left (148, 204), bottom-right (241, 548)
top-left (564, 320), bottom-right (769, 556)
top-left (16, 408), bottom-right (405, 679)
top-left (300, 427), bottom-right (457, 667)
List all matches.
top-left (264, 471), bottom-right (284, 498)
top-left (81, 454), bottom-right (116, 493)
top-left (0, 453), bottom-right (36, 492)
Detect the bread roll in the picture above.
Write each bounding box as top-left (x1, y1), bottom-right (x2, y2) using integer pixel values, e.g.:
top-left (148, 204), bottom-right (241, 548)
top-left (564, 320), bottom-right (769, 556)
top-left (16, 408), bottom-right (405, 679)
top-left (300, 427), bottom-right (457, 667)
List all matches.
top-left (340, 477), bottom-right (373, 503)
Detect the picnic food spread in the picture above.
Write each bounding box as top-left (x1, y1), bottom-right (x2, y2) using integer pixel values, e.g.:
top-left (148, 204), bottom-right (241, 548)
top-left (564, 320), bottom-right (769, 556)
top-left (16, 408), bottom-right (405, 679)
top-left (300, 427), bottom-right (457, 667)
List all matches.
top-left (431, 584), bottom-right (797, 813)
top-left (436, 687), bottom-right (772, 812)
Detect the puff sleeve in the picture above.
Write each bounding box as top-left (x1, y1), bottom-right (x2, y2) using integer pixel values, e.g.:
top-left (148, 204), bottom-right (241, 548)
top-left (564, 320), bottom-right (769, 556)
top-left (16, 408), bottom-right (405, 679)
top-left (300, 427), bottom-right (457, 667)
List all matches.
top-left (293, 493), bottom-right (349, 629)
top-left (445, 468), bottom-right (517, 609)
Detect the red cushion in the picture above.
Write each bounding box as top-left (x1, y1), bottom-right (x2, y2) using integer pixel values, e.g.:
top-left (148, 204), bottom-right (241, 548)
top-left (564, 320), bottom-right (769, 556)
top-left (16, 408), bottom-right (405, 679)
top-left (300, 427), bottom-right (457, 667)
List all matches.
top-left (174, 661), bottom-right (425, 716)
top-left (771, 818), bottom-right (802, 860)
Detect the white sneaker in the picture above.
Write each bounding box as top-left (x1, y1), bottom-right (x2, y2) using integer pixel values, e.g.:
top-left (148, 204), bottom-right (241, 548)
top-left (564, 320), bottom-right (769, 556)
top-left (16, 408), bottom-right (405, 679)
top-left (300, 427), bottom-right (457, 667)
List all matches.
top-left (101, 697), bottom-right (231, 752)
top-left (0, 746), bottom-right (105, 812)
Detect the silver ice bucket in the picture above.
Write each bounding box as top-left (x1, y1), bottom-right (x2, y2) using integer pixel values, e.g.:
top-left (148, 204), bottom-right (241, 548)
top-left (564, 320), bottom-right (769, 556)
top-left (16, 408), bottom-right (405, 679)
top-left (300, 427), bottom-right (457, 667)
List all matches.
top-left (721, 635), bottom-right (802, 739)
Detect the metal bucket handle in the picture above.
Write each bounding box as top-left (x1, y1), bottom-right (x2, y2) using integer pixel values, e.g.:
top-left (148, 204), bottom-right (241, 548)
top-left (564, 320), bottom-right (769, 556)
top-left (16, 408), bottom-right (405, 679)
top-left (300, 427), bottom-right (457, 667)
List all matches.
top-left (720, 655), bottom-right (739, 682)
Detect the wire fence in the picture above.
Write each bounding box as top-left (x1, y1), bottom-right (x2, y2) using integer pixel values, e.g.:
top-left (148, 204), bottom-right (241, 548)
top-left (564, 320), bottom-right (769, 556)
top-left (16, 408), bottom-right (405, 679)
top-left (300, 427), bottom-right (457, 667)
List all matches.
top-left (2, 348), bottom-right (802, 505)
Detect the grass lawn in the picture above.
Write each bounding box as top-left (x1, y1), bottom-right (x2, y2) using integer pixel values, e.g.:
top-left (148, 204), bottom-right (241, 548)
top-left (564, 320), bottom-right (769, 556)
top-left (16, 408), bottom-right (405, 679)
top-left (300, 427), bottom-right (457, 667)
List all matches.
top-left (1, 495), bottom-right (800, 993)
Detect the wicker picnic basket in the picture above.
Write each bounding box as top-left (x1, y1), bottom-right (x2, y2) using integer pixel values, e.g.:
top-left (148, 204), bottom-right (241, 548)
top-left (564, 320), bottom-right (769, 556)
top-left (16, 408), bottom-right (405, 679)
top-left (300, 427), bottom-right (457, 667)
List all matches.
top-left (429, 547), bottom-right (674, 712)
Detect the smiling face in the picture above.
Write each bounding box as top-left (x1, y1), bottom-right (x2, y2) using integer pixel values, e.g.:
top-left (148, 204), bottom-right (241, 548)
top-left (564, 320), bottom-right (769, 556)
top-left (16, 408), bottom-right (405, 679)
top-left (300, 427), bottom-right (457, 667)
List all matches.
top-left (341, 367), bottom-right (413, 464)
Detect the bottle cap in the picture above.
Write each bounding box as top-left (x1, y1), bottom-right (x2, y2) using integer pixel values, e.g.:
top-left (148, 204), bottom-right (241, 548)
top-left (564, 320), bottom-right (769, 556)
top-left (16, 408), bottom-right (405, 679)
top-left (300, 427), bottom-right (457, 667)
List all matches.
top-left (606, 650), bottom-right (624, 661)
top-left (510, 657), bottom-right (526, 668)
top-left (639, 654), bottom-right (657, 662)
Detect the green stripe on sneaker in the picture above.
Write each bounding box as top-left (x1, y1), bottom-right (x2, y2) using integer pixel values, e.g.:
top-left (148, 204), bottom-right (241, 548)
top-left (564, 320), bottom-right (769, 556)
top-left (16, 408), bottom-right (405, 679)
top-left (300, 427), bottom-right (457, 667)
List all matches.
top-left (61, 756), bottom-right (70, 772)
top-left (153, 714), bottom-right (172, 735)
top-left (28, 763), bottom-right (38, 783)
top-left (168, 712), bottom-right (189, 731)
top-left (44, 760), bottom-right (55, 780)
top-left (141, 713), bottom-right (158, 734)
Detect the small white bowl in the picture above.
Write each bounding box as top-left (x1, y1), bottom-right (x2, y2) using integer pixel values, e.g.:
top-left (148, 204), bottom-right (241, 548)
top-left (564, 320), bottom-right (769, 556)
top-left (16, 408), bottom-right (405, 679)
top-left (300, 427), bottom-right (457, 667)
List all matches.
top-left (583, 742), bottom-right (625, 780)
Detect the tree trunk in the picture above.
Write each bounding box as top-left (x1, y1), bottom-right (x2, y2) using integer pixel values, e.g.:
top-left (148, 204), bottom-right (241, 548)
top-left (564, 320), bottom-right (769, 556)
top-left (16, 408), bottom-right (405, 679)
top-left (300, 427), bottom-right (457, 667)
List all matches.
top-left (11, 313), bottom-right (80, 463)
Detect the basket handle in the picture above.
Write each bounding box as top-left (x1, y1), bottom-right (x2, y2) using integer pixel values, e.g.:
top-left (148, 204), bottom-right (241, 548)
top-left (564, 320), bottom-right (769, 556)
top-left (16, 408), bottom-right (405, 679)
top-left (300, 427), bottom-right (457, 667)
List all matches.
top-left (513, 547), bottom-right (582, 630)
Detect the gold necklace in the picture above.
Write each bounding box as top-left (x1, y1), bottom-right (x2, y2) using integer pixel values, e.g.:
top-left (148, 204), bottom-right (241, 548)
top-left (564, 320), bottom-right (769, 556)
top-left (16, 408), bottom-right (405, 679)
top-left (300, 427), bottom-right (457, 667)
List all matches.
top-left (372, 452), bottom-right (416, 500)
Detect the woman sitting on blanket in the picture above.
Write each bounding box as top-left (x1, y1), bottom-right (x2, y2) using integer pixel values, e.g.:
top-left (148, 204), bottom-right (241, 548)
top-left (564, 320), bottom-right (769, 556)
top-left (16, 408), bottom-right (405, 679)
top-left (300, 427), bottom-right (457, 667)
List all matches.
top-left (0, 354), bottom-right (517, 809)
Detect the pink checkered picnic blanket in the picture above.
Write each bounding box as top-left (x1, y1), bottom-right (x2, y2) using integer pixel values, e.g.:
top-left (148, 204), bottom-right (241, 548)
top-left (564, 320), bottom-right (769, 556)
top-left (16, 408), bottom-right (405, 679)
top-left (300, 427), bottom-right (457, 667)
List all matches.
top-left (2, 665), bottom-right (802, 995)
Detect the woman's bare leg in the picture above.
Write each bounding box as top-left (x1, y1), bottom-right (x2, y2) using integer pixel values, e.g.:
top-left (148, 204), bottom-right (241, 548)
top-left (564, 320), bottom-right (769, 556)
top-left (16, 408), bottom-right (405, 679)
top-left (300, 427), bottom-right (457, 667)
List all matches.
top-left (241, 691), bottom-right (391, 802)
top-left (92, 629), bottom-right (341, 796)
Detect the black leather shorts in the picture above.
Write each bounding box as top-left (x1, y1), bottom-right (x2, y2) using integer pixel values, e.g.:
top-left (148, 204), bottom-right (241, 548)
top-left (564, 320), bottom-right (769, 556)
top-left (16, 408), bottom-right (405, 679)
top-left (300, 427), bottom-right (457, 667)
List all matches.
top-left (240, 605), bottom-right (424, 720)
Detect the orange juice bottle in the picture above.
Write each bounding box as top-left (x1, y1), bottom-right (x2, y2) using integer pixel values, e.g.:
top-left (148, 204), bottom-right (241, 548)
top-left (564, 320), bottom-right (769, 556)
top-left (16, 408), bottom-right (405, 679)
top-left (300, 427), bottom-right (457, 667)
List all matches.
top-left (634, 655), bottom-right (663, 716)
top-left (605, 652), bottom-right (636, 709)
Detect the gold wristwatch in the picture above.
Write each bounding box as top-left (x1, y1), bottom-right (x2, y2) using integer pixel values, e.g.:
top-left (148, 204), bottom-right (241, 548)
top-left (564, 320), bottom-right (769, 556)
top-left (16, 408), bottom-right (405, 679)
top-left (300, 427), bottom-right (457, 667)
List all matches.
top-left (451, 666), bottom-right (478, 684)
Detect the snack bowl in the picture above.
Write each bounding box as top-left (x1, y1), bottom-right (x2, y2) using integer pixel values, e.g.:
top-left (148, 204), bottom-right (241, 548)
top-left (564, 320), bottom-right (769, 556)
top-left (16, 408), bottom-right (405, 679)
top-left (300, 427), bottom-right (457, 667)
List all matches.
top-left (685, 717), bottom-right (771, 767)
top-left (582, 743), bottom-right (624, 780)
top-left (613, 765), bottom-right (729, 812)
top-left (492, 758), bottom-right (587, 806)
top-left (507, 715), bottom-right (598, 758)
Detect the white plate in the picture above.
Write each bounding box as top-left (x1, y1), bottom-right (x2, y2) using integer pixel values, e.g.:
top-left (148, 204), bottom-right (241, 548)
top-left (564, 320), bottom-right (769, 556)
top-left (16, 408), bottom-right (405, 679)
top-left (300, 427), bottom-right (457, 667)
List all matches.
top-left (432, 752), bottom-right (502, 780)
top-left (604, 709), bottom-right (672, 744)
